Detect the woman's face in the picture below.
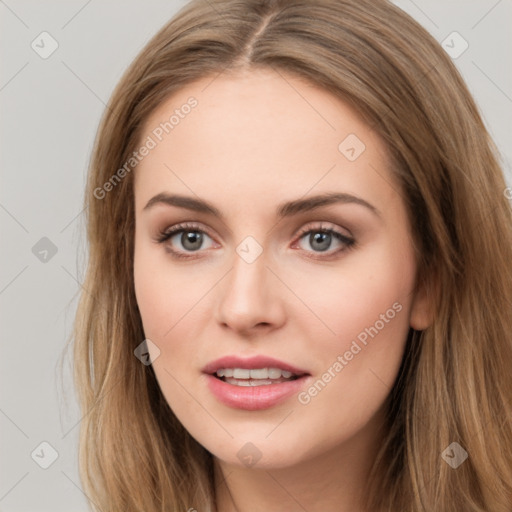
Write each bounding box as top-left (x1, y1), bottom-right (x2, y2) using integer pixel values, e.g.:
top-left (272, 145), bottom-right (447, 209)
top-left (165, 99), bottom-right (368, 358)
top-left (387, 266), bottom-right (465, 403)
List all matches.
top-left (133, 68), bottom-right (431, 470)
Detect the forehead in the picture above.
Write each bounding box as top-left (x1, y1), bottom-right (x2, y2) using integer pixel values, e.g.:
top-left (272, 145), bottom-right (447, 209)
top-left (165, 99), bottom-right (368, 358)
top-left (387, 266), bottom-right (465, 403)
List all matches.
top-left (134, 67), bottom-right (397, 214)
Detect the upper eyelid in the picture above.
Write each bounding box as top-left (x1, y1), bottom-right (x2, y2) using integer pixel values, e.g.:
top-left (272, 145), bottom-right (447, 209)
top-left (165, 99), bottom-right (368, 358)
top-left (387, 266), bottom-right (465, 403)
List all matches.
top-left (294, 221), bottom-right (352, 238)
top-left (160, 221), bottom-right (213, 237)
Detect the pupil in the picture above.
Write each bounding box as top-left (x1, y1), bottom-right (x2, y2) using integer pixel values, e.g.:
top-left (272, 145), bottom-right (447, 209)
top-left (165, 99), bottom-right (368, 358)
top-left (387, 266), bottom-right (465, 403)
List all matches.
top-left (310, 232), bottom-right (331, 252)
top-left (182, 231), bottom-right (203, 251)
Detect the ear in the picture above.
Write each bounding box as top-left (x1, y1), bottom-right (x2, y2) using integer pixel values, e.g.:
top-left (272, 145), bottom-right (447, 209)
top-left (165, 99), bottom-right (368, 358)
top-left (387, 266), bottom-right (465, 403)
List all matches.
top-left (409, 271), bottom-right (438, 331)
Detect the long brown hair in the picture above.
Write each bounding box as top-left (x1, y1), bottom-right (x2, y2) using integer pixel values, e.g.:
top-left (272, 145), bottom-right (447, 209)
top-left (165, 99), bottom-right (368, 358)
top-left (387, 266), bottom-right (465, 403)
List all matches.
top-left (70, 0), bottom-right (512, 510)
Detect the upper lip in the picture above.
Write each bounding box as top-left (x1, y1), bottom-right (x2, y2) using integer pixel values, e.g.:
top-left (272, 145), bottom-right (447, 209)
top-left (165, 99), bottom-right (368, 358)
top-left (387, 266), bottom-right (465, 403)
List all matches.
top-left (202, 355), bottom-right (310, 376)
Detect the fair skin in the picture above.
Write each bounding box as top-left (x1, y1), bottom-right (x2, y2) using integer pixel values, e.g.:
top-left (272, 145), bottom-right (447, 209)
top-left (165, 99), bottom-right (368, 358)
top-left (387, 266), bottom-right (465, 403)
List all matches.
top-left (133, 67), bottom-right (432, 512)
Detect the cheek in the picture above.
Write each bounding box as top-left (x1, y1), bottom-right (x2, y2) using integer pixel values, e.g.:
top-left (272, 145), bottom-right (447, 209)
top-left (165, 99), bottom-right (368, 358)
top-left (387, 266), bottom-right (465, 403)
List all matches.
top-left (133, 237), bottom-right (175, 340)
top-left (287, 252), bottom-right (413, 449)
top-left (133, 243), bottom-right (214, 429)
top-left (288, 237), bottom-right (415, 399)
top-left (287, 239), bottom-right (415, 338)
top-left (133, 239), bottom-right (218, 346)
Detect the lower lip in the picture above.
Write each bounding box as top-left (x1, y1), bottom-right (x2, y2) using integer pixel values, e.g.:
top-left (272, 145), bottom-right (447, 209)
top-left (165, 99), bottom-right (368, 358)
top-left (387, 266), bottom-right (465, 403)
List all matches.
top-left (205, 374), bottom-right (310, 410)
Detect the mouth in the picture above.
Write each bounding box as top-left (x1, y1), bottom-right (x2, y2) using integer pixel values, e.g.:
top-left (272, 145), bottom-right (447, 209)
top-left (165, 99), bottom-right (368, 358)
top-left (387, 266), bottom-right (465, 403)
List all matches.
top-left (202, 355), bottom-right (311, 408)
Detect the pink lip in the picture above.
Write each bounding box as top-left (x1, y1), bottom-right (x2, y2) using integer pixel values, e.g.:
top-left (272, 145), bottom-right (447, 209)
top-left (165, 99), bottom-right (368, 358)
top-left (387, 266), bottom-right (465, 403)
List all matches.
top-left (202, 355), bottom-right (311, 411)
top-left (201, 355), bottom-right (309, 376)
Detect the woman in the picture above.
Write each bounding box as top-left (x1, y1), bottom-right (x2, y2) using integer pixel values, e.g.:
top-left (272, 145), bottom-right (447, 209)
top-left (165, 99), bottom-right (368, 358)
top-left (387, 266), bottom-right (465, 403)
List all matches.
top-left (72, 0), bottom-right (512, 510)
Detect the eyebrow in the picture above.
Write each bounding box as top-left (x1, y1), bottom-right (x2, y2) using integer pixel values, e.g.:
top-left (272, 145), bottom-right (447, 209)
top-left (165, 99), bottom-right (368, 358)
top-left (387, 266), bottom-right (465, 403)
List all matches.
top-left (143, 192), bottom-right (380, 219)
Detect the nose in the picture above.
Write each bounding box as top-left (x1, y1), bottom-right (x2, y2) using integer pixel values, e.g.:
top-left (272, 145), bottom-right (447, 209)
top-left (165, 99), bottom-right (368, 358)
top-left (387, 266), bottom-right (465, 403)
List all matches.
top-left (214, 246), bottom-right (286, 336)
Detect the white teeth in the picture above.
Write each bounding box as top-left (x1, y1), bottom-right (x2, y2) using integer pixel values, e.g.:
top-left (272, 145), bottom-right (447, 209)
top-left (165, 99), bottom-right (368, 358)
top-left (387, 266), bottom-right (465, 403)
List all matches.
top-left (268, 368), bottom-right (281, 379)
top-left (233, 368), bottom-right (251, 379)
top-left (215, 367), bottom-right (297, 380)
top-left (224, 377), bottom-right (285, 386)
top-left (233, 379), bottom-right (252, 386)
top-left (249, 368), bottom-right (268, 379)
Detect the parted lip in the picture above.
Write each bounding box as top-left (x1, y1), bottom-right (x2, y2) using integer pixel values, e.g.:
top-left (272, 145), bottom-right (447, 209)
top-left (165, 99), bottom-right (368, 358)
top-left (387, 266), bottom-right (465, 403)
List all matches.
top-left (202, 355), bottom-right (310, 376)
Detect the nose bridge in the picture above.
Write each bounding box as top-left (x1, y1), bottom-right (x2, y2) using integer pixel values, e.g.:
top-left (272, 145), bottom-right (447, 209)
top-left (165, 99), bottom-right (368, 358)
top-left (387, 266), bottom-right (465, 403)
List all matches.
top-left (215, 238), bottom-right (285, 332)
top-left (225, 242), bottom-right (270, 309)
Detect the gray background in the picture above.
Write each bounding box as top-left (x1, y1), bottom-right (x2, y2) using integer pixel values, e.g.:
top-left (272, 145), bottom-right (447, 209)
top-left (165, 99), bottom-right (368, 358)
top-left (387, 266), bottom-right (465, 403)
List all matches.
top-left (0, 1), bottom-right (510, 510)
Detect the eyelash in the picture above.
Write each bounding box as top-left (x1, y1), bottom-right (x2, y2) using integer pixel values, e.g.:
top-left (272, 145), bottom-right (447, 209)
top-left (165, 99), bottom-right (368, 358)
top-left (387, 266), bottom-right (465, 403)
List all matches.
top-left (155, 221), bottom-right (356, 260)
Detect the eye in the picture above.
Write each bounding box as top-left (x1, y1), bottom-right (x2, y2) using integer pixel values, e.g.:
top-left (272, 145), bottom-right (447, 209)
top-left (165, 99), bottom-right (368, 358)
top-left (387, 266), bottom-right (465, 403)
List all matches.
top-left (155, 222), bottom-right (216, 259)
top-left (155, 221), bottom-right (355, 260)
top-left (293, 222), bottom-right (355, 258)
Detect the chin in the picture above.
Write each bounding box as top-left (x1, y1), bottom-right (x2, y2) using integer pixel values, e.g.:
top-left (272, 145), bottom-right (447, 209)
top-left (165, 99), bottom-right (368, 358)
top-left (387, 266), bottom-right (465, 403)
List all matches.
top-left (206, 435), bottom-right (315, 471)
